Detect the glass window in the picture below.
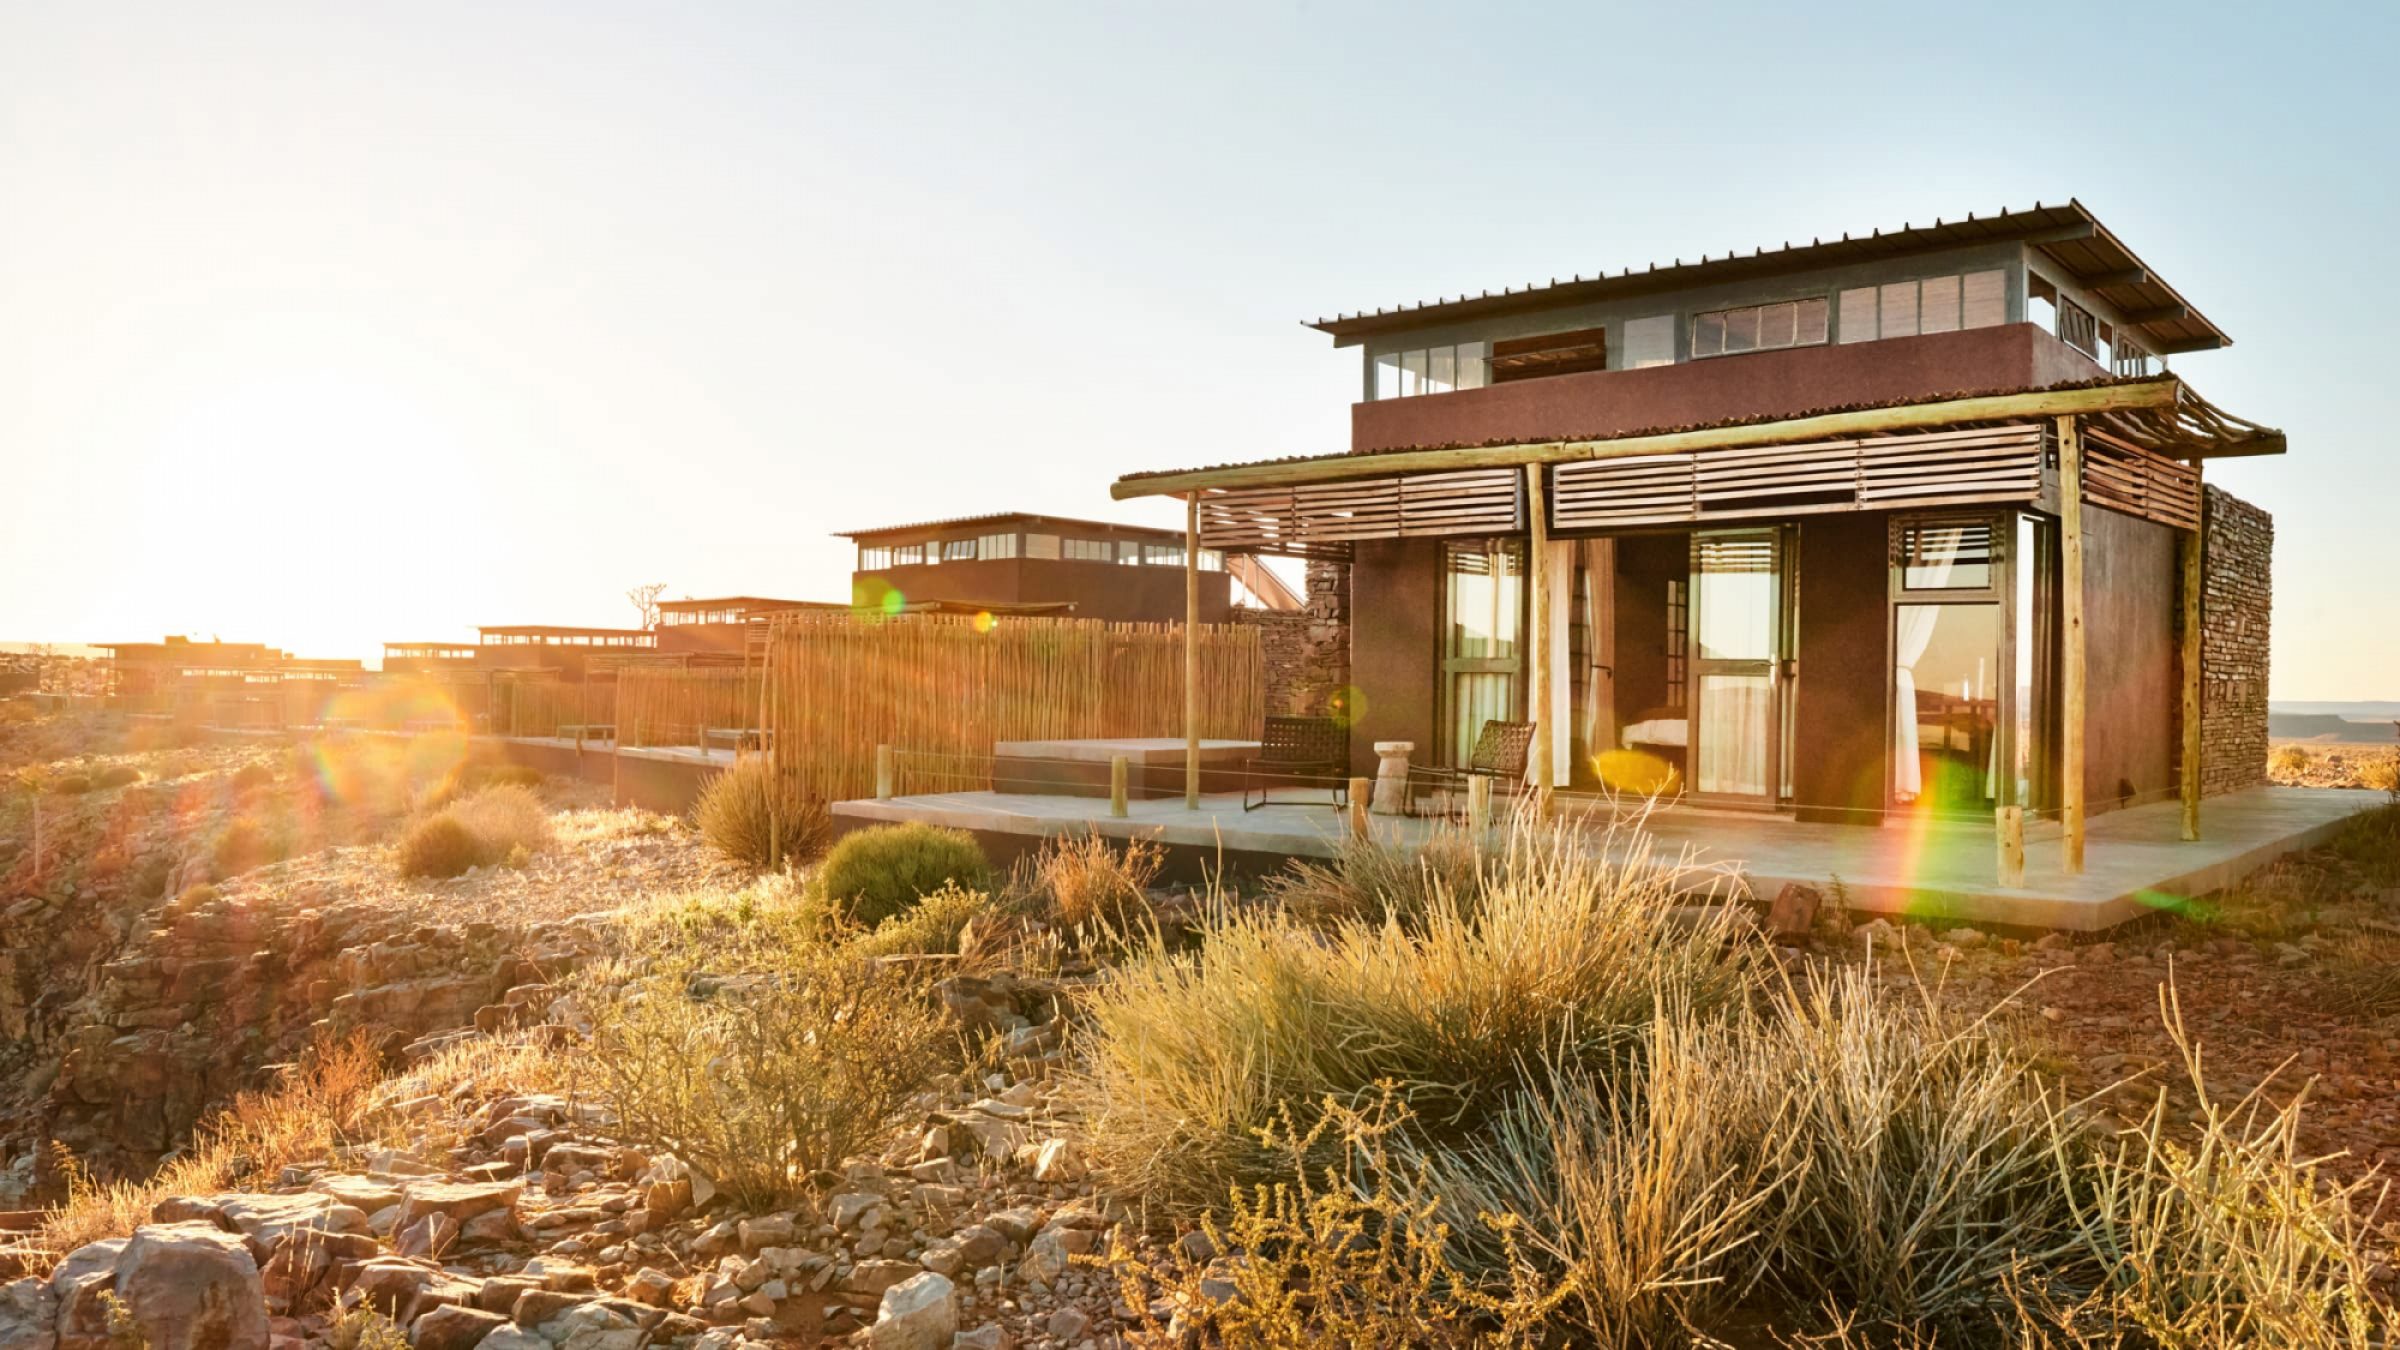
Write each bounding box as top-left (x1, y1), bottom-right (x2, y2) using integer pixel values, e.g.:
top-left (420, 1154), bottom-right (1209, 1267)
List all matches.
top-left (1197, 549), bottom-right (1223, 571)
top-left (1374, 352), bottom-right (1402, 400)
top-left (1899, 519), bottom-right (1995, 591)
top-left (941, 539), bottom-right (977, 561)
top-left (893, 543), bottom-right (923, 565)
top-left (1024, 532), bottom-right (1060, 560)
top-left (1621, 315), bottom-right (1675, 368)
top-left (1691, 309), bottom-right (1727, 357)
top-left (977, 532), bottom-right (1018, 560)
top-left (1724, 306), bottom-right (1760, 353)
top-left (1118, 540), bottom-right (1142, 565)
top-left (1455, 340), bottom-right (1488, 389)
top-left (859, 546), bottom-right (893, 570)
top-left (1894, 602), bottom-right (2000, 812)
top-left (1063, 538), bottom-right (1111, 562)
top-left (1691, 300), bottom-right (1825, 359)
top-left (1838, 287), bottom-right (1877, 343)
top-left (1796, 296), bottom-right (1829, 345)
top-left (1919, 275), bottom-right (1961, 334)
top-left (1879, 282), bottom-right (1919, 339)
top-left (1427, 346), bottom-right (1455, 393)
top-left (1401, 349), bottom-right (1427, 397)
top-left (1962, 270), bottom-right (2006, 328)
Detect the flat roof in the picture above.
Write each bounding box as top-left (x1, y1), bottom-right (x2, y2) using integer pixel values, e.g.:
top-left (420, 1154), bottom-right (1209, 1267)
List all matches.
top-left (656, 596), bottom-right (842, 613)
top-left (476, 625), bottom-right (654, 638)
top-left (834, 511), bottom-right (1188, 543)
top-left (1308, 199), bottom-right (2231, 356)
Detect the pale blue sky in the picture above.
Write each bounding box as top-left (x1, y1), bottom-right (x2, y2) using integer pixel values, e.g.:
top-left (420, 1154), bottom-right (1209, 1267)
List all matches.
top-left (1, 2), bottom-right (2391, 698)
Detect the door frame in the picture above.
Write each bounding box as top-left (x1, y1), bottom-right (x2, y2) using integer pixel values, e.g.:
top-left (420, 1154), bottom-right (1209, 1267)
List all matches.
top-left (1684, 525), bottom-right (1793, 808)
top-left (1435, 536), bottom-right (1528, 769)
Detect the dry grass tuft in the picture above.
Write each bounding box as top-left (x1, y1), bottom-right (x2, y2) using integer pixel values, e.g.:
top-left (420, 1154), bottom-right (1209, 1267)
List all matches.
top-left (1025, 830), bottom-right (1163, 934)
top-left (1262, 823), bottom-right (1490, 929)
top-left (2270, 745), bottom-right (2316, 778)
top-left (395, 784), bottom-right (554, 879)
top-left (693, 756), bottom-right (830, 870)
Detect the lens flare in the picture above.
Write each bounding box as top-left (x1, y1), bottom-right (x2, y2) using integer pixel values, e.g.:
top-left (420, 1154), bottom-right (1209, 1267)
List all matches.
top-left (971, 610), bottom-right (996, 633)
top-left (1592, 748), bottom-right (1679, 798)
top-left (1324, 685), bottom-right (1366, 727)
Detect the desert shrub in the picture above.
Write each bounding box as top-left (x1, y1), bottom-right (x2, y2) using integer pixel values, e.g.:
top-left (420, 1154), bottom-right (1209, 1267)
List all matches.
top-left (2329, 804), bottom-right (2400, 886)
top-left (211, 817), bottom-right (280, 878)
top-left (48, 773), bottom-right (91, 796)
top-left (1098, 1086), bottom-right (1571, 1348)
top-left (581, 946), bottom-right (955, 1207)
top-left (90, 764), bottom-right (138, 791)
top-left (396, 813), bottom-right (483, 879)
top-left (1263, 824), bottom-right (1489, 929)
top-left (850, 882), bottom-right (994, 959)
top-left (327, 1307), bottom-right (408, 1350)
top-left (414, 760), bottom-right (548, 813)
top-left (480, 763), bottom-right (545, 790)
top-left (816, 822), bottom-right (993, 927)
top-left (446, 783), bottom-right (553, 857)
top-left (694, 757), bottom-right (830, 869)
top-left (165, 883), bottom-right (219, 918)
top-left (1070, 820), bottom-right (1759, 1215)
top-left (2322, 928), bottom-right (2400, 1018)
top-left (2359, 754), bottom-right (2400, 801)
top-left (1027, 830), bottom-right (1163, 933)
top-left (2269, 745), bottom-right (2315, 778)
top-left (228, 761), bottom-right (275, 794)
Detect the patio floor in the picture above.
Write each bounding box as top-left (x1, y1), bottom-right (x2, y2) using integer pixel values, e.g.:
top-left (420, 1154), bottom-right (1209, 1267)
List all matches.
top-left (830, 784), bottom-right (2384, 930)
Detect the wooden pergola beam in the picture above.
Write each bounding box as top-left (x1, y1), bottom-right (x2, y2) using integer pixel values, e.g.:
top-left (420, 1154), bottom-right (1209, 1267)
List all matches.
top-left (1113, 381), bottom-right (2182, 501)
top-left (2082, 267), bottom-right (2148, 288)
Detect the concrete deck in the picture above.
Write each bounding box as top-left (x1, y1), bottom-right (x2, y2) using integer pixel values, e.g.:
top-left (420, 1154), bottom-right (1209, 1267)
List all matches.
top-left (994, 737), bottom-right (1260, 765)
top-left (830, 785), bottom-right (2384, 930)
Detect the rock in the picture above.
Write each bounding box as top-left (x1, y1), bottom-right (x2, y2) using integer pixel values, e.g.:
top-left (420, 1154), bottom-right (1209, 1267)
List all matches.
top-left (847, 1260), bottom-right (920, 1299)
top-left (397, 1212), bottom-right (460, 1260)
top-left (1767, 882), bottom-right (1822, 938)
top-left (1938, 926), bottom-right (1986, 949)
top-left (473, 1277), bottom-right (538, 1315)
top-left (0, 1276), bottom-right (57, 1350)
top-left (112, 1221), bottom-right (269, 1350)
top-left (983, 1208), bottom-right (1040, 1245)
top-left (49, 1238), bottom-right (127, 1343)
top-left (410, 1305), bottom-right (508, 1350)
top-left (456, 1209), bottom-right (519, 1248)
top-left (1045, 1306), bottom-right (1090, 1341)
top-left (1029, 1139), bottom-right (1084, 1184)
top-left (395, 1181), bottom-right (521, 1232)
top-left (737, 1216), bottom-right (794, 1253)
top-left (951, 1325), bottom-right (1007, 1350)
top-left (947, 1225), bottom-right (1008, 1267)
top-left (917, 1241), bottom-right (966, 1278)
top-left (867, 1272), bottom-right (955, 1350)
top-left (471, 1329), bottom-right (549, 1350)
top-left (214, 1193), bottom-right (372, 1260)
top-left (511, 1289), bottom-right (590, 1326)
top-left (538, 1302), bottom-right (643, 1350)
top-left (350, 1258), bottom-right (480, 1323)
top-left (1016, 1230), bottom-right (1070, 1286)
top-left (623, 1269), bottom-right (676, 1308)
top-left (829, 1193), bottom-right (884, 1230)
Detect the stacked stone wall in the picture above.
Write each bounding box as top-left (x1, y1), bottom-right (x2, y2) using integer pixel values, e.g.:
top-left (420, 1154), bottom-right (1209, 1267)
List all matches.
top-left (1234, 560), bottom-right (1351, 719)
top-left (2198, 485), bottom-right (2272, 796)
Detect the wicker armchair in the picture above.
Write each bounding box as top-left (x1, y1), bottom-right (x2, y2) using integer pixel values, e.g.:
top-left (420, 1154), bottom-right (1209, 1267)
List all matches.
top-left (1407, 720), bottom-right (1536, 820)
top-left (1241, 716), bottom-right (1349, 811)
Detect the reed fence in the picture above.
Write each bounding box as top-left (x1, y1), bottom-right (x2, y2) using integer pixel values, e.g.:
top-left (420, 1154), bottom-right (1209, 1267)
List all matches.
top-left (618, 668), bottom-right (762, 749)
top-left (761, 613), bottom-right (1263, 803)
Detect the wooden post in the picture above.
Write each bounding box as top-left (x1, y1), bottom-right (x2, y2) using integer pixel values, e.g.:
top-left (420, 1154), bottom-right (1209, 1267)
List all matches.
top-left (1523, 463), bottom-right (1552, 814)
top-left (2057, 415), bottom-right (2087, 875)
top-left (875, 744), bottom-right (896, 800)
top-left (1185, 493), bottom-right (1202, 810)
top-left (1109, 755), bottom-right (1129, 818)
top-left (2179, 461), bottom-right (2205, 842)
top-left (1467, 774), bottom-right (1492, 835)
top-left (1347, 776), bottom-right (1372, 839)
top-left (1996, 805), bottom-right (2025, 887)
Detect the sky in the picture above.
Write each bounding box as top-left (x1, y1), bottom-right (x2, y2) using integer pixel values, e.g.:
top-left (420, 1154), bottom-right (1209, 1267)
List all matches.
top-left (0, 1), bottom-right (2393, 699)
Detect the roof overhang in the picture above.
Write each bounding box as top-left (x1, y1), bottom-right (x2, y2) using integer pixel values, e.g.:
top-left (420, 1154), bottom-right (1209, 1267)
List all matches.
top-left (1113, 377), bottom-right (2281, 501)
top-left (1307, 199), bottom-right (2232, 356)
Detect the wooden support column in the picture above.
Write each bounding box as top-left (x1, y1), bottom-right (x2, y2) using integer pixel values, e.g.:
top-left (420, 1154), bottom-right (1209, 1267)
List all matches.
top-left (1996, 805), bottom-right (2025, 887)
top-left (1348, 777), bottom-right (1372, 838)
top-left (1185, 492), bottom-right (1202, 810)
top-left (2180, 460), bottom-right (2206, 842)
top-left (2058, 415), bottom-right (2087, 875)
top-left (1109, 755), bottom-right (1130, 818)
top-left (1523, 463), bottom-right (1552, 813)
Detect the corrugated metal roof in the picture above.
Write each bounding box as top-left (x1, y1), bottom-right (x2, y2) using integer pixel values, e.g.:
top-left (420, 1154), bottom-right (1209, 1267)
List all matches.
top-left (1307, 199), bottom-right (2230, 355)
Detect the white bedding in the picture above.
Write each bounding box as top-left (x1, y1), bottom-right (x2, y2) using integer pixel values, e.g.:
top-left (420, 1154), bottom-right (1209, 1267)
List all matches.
top-left (1621, 717), bottom-right (1688, 748)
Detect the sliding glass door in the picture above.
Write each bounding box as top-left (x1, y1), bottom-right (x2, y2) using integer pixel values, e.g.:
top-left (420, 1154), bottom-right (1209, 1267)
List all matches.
top-left (1889, 513), bottom-right (2053, 817)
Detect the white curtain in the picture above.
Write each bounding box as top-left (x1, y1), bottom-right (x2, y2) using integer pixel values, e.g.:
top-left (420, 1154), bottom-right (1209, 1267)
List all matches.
top-left (1697, 675), bottom-right (1771, 795)
top-left (1892, 527), bottom-right (1965, 800)
top-left (1546, 540), bottom-right (1575, 786)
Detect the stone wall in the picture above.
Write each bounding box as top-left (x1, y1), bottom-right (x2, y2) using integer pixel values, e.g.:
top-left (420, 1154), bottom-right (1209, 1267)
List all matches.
top-left (2199, 484), bottom-right (2272, 796)
top-left (1235, 560), bottom-right (1351, 719)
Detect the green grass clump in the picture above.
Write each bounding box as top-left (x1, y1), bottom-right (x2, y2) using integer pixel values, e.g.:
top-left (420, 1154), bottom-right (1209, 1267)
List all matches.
top-left (816, 822), bottom-right (993, 927)
top-left (694, 757), bottom-right (829, 870)
top-left (849, 881), bottom-right (994, 959)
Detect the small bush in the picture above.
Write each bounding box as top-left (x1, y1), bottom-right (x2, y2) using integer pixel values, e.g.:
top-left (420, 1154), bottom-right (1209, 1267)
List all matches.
top-left (2360, 754), bottom-right (2400, 801)
top-left (228, 761), bottom-right (275, 794)
top-left (1030, 831), bottom-right (1163, 933)
top-left (1264, 825), bottom-right (1488, 929)
top-left (91, 764), bottom-right (139, 791)
top-left (2322, 930), bottom-right (2400, 1017)
top-left (446, 784), bottom-right (553, 857)
top-left (850, 882), bottom-right (994, 959)
top-left (816, 822), bottom-right (993, 927)
top-left (211, 818), bottom-right (279, 879)
top-left (396, 813), bottom-right (483, 879)
top-left (694, 757), bottom-right (829, 869)
top-left (2269, 745), bottom-right (2315, 778)
top-left (581, 947), bottom-right (956, 1208)
top-left (166, 883), bottom-right (219, 918)
top-left (480, 763), bottom-right (545, 790)
top-left (48, 774), bottom-right (91, 796)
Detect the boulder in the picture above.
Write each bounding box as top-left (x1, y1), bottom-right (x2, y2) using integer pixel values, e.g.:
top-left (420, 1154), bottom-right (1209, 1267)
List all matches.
top-left (1015, 1229), bottom-right (1070, 1286)
top-left (48, 1238), bottom-right (128, 1345)
top-left (408, 1305), bottom-right (507, 1350)
top-left (215, 1193), bottom-right (372, 1262)
top-left (394, 1181), bottom-right (521, 1232)
top-left (1029, 1139), bottom-right (1084, 1184)
top-left (537, 1302), bottom-right (643, 1350)
top-left (112, 1222), bottom-right (269, 1350)
top-left (0, 1276), bottom-right (56, 1350)
top-left (348, 1258), bottom-right (480, 1323)
top-left (1766, 882), bottom-right (1821, 938)
top-left (469, 1328), bottom-right (549, 1350)
top-left (867, 1272), bottom-right (954, 1350)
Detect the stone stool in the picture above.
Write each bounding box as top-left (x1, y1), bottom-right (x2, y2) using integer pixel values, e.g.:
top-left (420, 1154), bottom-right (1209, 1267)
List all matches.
top-left (1371, 741), bottom-right (1414, 816)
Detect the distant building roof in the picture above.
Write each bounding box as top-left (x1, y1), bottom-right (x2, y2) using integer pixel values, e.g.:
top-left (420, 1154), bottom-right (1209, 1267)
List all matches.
top-left (1307, 199), bottom-right (2230, 356)
top-left (476, 625), bottom-right (654, 639)
top-left (656, 596), bottom-right (844, 614)
top-left (833, 511), bottom-right (1188, 543)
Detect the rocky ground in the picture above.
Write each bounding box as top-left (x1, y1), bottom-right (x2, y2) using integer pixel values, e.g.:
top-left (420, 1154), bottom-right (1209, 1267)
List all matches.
top-left (2, 708), bottom-right (2395, 1349)
top-left (2270, 738), bottom-right (2400, 790)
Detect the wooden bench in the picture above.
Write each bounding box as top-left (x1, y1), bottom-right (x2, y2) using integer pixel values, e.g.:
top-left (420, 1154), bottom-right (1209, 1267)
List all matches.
top-left (1242, 716), bottom-right (1349, 811)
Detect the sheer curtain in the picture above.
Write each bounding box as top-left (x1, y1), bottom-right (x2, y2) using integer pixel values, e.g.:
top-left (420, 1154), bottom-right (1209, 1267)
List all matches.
top-left (1892, 527), bottom-right (1965, 801)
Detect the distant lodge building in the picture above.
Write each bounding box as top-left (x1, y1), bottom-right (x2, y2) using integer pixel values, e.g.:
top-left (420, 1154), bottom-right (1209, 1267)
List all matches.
top-left (97, 638), bottom-right (363, 699)
top-left (839, 511), bottom-right (1300, 623)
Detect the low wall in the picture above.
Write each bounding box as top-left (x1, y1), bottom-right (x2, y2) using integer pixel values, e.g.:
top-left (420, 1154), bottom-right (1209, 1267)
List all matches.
top-left (2200, 486), bottom-right (2272, 796)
